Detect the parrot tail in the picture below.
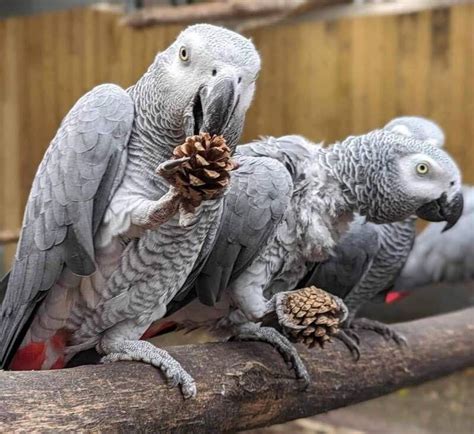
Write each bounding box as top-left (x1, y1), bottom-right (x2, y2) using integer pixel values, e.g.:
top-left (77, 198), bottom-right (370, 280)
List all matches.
top-left (9, 329), bottom-right (69, 370)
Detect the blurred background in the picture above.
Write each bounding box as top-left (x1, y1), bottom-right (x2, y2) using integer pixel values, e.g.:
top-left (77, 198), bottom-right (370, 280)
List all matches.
top-left (0, 0), bottom-right (473, 432)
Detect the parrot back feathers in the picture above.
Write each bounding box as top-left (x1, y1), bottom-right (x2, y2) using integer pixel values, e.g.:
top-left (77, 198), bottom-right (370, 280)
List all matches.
top-left (195, 155), bottom-right (294, 306)
top-left (0, 84), bottom-right (134, 369)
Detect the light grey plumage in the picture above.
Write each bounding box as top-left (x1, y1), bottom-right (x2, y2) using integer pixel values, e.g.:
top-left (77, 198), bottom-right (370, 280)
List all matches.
top-left (160, 125), bottom-right (463, 379)
top-left (300, 117), bottom-right (446, 329)
top-left (394, 184), bottom-right (474, 291)
top-left (299, 117), bottom-right (454, 356)
top-left (0, 24), bottom-right (260, 397)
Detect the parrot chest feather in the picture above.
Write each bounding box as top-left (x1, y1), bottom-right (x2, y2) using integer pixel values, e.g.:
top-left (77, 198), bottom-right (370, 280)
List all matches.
top-left (263, 181), bottom-right (354, 295)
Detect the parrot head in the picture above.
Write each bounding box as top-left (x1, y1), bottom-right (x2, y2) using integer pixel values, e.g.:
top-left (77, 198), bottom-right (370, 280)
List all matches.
top-left (353, 129), bottom-right (463, 231)
top-left (384, 116), bottom-right (445, 148)
top-left (382, 116), bottom-right (462, 232)
top-left (148, 24), bottom-right (261, 149)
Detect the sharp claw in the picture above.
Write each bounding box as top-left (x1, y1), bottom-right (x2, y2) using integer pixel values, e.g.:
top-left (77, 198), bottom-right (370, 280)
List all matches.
top-left (182, 383), bottom-right (197, 400)
top-left (279, 316), bottom-right (307, 330)
top-left (100, 341), bottom-right (196, 399)
top-left (167, 377), bottom-right (179, 388)
top-left (335, 330), bottom-right (361, 361)
top-left (345, 329), bottom-right (361, 345)
top-left (392, 332), bottom-right (408, 347)
top-left (333, 295), bottom-right (349, 322)
top-left (352, 318), bottom-right (407, 347)
top-left (233, 325), bottom-right (310, 385)
top-left (156, 157), bottom-right (191, 175)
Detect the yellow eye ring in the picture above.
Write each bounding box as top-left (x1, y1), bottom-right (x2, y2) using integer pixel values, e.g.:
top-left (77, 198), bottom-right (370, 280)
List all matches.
top-left (179, 46), bottom-right (189, 61)
top-left (416, 162), bottom-right (429, 175)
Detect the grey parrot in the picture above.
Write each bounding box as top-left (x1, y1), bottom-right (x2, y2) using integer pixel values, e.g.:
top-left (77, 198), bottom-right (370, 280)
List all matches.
top-left (300, 116), bottom-right (450, 358)
top-left (158, 123), bottom-right (464, 382)
top-left (393, 184), bottom-right (474, 292)
top-left (0, 24), bottom-right (260, 397)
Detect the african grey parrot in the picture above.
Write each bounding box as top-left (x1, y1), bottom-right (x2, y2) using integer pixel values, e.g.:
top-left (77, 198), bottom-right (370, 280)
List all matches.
top-left (157, 122), bottom-right (464, 382)
top-left (0, 24), bottom-right (260, 397)
top-left (301, 116), bottom-right (451, 358)
top-left (393, 184), bottom-right (474, 292)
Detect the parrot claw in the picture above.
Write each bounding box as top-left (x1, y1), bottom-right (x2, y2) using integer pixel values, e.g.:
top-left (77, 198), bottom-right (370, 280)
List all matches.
top-left (156, 157), bottom-right (191, 177)
top-left (334, 329), bottom-right (361, 361)
top-left (99, 340), bottom-right (197, 399)
top-left (231, 322), bottom-right (311, 388)
top-left (352, 318), bottom-right (407, 346)
top-left (333, 295), bottom-right (349, 323)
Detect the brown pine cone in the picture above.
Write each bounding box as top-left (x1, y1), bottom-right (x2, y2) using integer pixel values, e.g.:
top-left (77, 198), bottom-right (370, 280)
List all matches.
top-left (283, 286), bottom-right (344, 349)
top-left (171, 133), bottom-right (237, 208)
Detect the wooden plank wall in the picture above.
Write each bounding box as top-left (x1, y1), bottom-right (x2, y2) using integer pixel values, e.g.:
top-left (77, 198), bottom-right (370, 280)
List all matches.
top-left (0, 3), bottom-right (473, 268)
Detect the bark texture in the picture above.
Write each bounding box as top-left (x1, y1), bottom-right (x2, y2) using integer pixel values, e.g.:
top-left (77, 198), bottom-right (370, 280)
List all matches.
top-left (121, 0), bottom-right (349, 28)
top-left (0, 308), bottom-right (473, 433)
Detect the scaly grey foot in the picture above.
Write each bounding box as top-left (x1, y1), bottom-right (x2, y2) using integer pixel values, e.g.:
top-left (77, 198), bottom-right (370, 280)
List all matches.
top-left (100, 340), bottom-right (197, 399)
top-left (351, 318), bottom-right (407, 346)
top-left (231, 322), bottom-right (310, 388)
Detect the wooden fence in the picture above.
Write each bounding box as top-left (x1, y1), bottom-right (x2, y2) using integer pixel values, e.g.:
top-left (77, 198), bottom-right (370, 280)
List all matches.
top-left (1, 3), bottom-right (473, 268)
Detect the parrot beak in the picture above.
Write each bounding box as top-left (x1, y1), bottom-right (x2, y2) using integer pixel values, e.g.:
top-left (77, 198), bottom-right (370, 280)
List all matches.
top-left (201, 77), bottom-right (237, 136)
top-left (415, 191), bottom-right (464, 232)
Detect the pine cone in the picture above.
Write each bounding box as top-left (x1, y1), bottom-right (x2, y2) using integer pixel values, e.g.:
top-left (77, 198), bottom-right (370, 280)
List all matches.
top-left (283, 286), bottom-right (344, 348)
top-left (172, 133), bottom-right (237, 208)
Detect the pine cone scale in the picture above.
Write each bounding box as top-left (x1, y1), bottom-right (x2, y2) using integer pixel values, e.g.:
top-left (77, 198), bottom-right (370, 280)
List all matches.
top-left (282, 286), bottom-right (344, 349)
top-left (168, 133), bottom-right (236, 209)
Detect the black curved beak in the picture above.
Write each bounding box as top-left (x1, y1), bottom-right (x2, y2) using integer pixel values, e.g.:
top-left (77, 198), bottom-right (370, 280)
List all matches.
top-left (415, 191), bottom-right (464, 232)
top-left (201, 77), bottom-right (237, 136)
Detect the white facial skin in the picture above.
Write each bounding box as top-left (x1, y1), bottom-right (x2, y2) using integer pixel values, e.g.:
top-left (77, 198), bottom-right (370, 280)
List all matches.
top-left (397, 152), bottom-right (461, 205)
top-left (156, 25), bottom-right (261, 142)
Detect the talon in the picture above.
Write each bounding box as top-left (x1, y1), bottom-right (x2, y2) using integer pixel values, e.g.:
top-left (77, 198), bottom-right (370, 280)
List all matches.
top-left (352, 318), bottom-right (406, 347)
top-left (99, 340), bottom-right (196, 399)
top-left (335, 330), bottom-right (361, 361)
top-left (233, 324), bottom-right (310, 384)
top-left (182, 381), bottom-right (197, 400)
top-left (156, 157), bottom-right (191, 176)
top-left (345, 329), bottom-right (361, 345)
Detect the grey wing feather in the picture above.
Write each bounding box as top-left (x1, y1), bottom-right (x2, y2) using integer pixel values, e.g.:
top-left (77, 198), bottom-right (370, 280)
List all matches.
top-left (166, 207), bottom-right (224, 315)
top-left (236, 135), bottom-right (314, 184)
top-left (395, 185), bottom-right (474, 290)
top-left (301, 219), bottom-right (381, 299)
top-left (195, 155), bottom-right (293, 306)
top-left (0, 84), bottom-right (134, 367)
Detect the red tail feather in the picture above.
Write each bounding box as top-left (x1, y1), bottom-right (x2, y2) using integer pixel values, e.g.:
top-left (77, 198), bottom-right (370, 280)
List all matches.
top-left (9, 342), bottom-right (46, 371)
top-left (9, 330), bottom-right (68, 370)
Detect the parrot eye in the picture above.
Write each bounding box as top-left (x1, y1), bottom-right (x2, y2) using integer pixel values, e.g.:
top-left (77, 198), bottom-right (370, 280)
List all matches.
top-left (179, 46), bottom-right (189, 62)
top-left (416, 162), bottom-right (429, 175)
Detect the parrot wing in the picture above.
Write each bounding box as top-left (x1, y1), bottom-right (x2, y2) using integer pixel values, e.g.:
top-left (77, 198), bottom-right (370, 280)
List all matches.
top-left (194, 155), bottom-right (294, 306)
top-left (0, 84), bottom-right (134, 368)
top-left (301, 219), bottom-right (381, 299)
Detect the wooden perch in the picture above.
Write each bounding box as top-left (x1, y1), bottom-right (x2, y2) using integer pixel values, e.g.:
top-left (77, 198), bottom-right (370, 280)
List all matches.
top-left (121, 0), bottom-right (349, 28)
top-left (0, 229), bottom-right (19, 245)
top-left (0, 307), bottom-right (473, 432)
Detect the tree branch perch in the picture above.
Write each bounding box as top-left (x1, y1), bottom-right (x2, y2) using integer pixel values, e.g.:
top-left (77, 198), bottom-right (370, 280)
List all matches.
top-left (0, 308), bottom-right (473, 432)
top-left (120, 0), bottom-right (350, 28)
